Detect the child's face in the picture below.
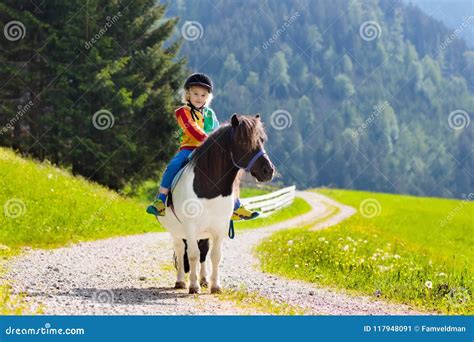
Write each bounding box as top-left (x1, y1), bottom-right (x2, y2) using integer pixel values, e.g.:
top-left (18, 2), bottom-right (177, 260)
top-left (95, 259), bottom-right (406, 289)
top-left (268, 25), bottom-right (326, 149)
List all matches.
top-left (188, 86), bottom-right (210, 108)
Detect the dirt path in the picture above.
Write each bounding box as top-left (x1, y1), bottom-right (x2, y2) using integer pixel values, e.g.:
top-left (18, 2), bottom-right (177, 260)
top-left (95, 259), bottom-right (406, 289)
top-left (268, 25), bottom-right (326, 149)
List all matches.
top-left (4, 191), bottom-right (424, 315)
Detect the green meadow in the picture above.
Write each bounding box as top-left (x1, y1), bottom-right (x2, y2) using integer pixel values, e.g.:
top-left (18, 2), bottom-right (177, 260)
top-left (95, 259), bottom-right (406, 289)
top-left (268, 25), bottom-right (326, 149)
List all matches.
top-left (257, 188), bottom-right (473, 314)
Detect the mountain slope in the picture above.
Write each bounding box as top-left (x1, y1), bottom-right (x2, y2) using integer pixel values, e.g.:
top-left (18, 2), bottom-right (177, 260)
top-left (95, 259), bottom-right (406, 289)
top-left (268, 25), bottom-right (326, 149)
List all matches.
top-left (166, 0), bottom-right (473, 198)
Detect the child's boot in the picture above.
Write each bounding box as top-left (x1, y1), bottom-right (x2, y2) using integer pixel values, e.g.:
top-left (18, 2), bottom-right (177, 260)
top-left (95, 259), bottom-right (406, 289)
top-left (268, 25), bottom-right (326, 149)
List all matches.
top-left (146, 196), bottom-right (166, 216)
top-left (232, 204), bottom-right (260, 221)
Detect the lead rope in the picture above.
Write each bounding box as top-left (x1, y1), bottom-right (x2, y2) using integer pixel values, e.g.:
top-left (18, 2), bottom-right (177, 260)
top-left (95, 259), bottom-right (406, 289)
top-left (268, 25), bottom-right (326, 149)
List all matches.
top-left (228, 220), bottom-right (235, 239)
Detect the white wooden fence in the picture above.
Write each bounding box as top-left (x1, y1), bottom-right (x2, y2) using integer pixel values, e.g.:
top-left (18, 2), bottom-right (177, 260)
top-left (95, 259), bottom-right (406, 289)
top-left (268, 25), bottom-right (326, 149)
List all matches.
top-left (240, 185), bottom-right (296, 218)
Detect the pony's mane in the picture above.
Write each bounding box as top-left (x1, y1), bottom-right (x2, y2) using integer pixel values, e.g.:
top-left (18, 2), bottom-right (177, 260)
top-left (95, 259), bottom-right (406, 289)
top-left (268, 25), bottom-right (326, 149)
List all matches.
top-left (189, 115), bottom-right (267, 177)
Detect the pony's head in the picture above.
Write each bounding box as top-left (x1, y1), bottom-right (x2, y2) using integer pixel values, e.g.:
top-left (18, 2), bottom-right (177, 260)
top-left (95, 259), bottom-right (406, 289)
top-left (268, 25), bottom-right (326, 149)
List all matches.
top-left (230, 114), bottom-right (274, 182)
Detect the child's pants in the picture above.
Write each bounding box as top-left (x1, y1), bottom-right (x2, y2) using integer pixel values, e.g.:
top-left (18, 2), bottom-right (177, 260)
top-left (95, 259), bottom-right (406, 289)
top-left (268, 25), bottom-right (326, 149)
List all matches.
top-left (160, 149), bottom-right (193, 189)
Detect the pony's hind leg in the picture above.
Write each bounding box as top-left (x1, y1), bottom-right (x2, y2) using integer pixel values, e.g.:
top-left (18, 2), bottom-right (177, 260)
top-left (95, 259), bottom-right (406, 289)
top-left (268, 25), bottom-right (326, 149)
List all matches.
top-left (199, 239), bottom-right (209, 287)
top-left (210, 235), bottom-right (223, 294)
top-left (173, 238), bottom-right (186, 289)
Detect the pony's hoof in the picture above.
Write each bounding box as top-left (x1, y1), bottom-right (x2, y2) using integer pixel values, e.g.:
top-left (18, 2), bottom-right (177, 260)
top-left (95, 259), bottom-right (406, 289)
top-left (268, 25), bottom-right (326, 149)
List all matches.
top-left (174, 281), bottom-right (186, 289)
top-left (210, 286), bottom-right (222, 294)
top-left (200, 278), bottom-right (209, 288)
top-left (189, 286), bottom-right (200, 294)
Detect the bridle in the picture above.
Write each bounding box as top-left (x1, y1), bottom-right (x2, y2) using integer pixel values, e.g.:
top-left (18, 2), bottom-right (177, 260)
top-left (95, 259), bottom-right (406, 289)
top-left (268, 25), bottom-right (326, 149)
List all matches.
top-left (229, 127), bottom-right (267, 172)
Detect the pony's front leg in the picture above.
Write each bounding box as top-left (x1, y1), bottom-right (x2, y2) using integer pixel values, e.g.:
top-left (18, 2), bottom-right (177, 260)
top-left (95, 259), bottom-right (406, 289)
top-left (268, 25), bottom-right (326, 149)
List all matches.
top-left (200, 261), bottom-right (209, 288)
top-left (210, 235), bottom-right (223, 294)
top-left (184, 226), bottom-right (201, 294)
top-left (173, 238), bottom-right (186, 289)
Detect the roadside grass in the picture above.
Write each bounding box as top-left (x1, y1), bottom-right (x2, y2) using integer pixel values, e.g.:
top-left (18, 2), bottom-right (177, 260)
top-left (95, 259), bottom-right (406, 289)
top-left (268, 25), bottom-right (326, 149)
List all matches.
top-left (217, 287), bottom-right (307, 315)
top-left (257, 188), bottom-right (473, 314)
top-left (239, 187), bottom-right (273, 198)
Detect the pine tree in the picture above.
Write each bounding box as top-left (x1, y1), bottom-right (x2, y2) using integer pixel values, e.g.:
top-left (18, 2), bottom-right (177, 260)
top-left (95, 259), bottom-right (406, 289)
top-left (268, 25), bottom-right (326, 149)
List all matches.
top-left (0, 0), bottom-right (185, 189)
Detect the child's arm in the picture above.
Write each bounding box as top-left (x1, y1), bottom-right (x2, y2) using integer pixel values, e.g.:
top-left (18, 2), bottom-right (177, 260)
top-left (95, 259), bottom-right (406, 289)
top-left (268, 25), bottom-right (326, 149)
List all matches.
top-left (175, 107), bottom-right (208, 142)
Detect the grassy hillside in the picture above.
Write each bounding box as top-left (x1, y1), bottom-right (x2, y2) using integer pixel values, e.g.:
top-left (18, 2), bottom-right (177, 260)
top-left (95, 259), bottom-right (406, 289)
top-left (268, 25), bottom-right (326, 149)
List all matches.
top-left (257, 189), bottom-right (473, 314)
top-left (0, 147), bottom-right (163, 250)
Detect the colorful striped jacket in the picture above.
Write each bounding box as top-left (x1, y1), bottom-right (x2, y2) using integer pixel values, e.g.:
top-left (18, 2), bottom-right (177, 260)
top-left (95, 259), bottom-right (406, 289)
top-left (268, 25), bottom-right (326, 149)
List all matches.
top-left (175, 104), bottom-right (219, 150)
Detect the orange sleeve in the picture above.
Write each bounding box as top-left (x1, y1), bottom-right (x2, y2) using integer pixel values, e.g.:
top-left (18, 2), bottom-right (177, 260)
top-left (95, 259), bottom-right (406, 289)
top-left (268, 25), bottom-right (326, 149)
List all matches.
top-left (175, 107), bottom-right (208, 142)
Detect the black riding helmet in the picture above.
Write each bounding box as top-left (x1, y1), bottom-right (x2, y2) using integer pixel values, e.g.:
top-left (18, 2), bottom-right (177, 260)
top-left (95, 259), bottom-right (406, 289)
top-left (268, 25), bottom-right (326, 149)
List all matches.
top-left (184, 73), bottom-right (213, 93)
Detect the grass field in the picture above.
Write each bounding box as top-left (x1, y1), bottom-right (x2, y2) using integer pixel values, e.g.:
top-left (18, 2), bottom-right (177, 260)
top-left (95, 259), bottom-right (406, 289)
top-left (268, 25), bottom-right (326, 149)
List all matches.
top-left (257, 188), bottom-right (473, 314)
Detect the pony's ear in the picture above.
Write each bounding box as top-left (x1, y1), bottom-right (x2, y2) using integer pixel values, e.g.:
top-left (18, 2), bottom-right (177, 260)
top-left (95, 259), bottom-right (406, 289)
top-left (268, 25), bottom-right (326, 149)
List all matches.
top-left (255, 114), bottom-right (261, 119)
top-left (231, 114), bottom-right (240, 127)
